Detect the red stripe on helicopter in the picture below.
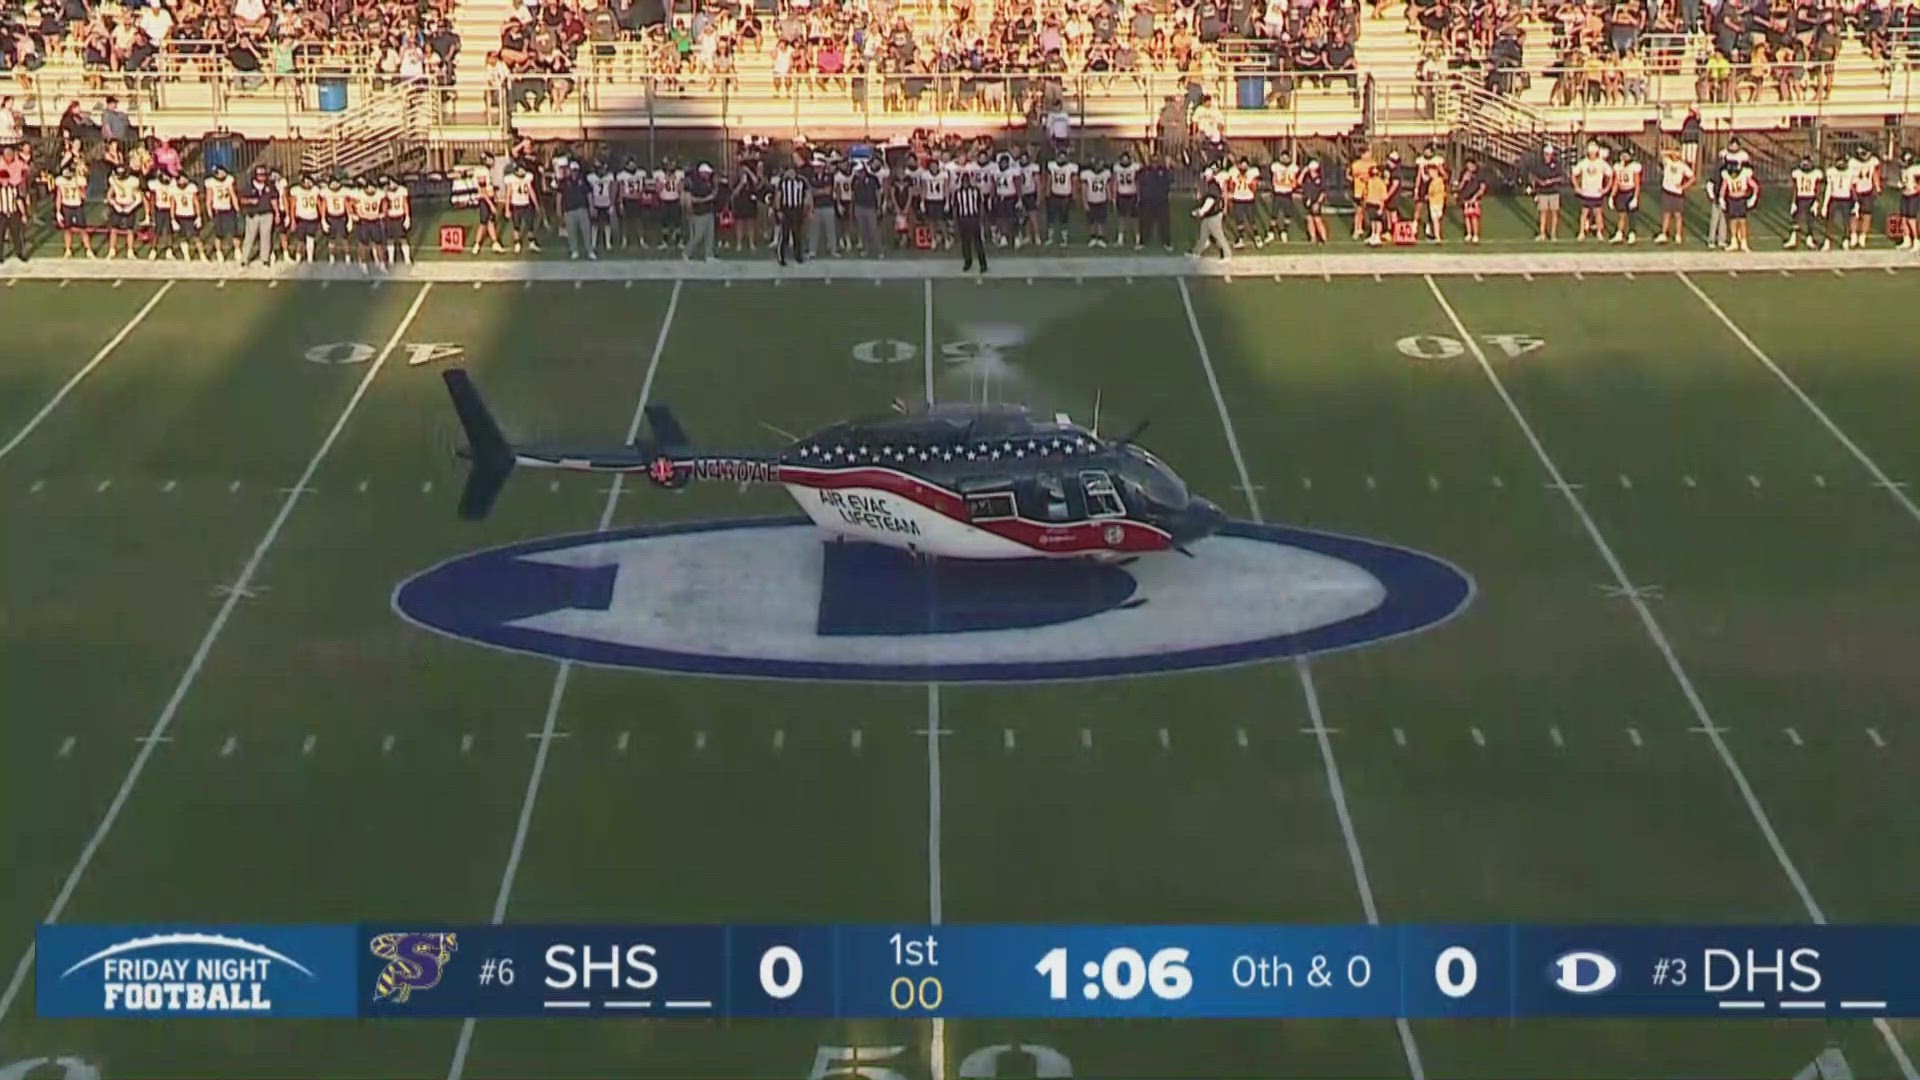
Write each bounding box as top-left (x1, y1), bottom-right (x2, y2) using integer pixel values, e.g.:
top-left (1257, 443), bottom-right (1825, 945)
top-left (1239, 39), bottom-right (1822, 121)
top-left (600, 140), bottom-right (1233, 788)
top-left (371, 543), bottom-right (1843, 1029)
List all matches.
top-left (778, 464), bottom-right (1173, 555)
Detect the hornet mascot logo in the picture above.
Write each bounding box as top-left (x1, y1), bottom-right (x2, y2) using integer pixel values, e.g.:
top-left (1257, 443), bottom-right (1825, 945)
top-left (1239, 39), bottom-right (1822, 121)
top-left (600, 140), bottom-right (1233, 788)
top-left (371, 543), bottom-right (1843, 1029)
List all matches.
top-left (369, 932), bottom-right (459, 1003)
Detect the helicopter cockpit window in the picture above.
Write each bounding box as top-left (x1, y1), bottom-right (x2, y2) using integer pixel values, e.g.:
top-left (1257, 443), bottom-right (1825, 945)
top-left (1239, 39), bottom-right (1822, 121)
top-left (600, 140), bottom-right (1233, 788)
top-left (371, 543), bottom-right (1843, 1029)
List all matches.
top-left (1117, 445), bottom-right (1189, 508)
top-left (1038, 474), bottom-right (1071, 521)
top-left (1080, 471), bottom-right (1126, 518)
top-left (966, 491), bottom-right (1017, 520)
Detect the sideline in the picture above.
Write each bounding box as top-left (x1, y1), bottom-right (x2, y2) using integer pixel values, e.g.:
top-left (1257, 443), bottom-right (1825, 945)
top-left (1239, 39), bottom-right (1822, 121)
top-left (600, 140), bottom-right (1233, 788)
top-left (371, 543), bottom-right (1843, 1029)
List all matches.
top-left (1, 249), bottom-right (1916, 282)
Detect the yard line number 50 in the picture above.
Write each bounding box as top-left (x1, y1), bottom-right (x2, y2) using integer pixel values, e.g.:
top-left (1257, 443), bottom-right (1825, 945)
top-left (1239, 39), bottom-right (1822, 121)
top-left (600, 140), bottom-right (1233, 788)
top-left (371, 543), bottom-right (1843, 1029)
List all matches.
top-left (811, 1044), bottom-right (1073, 1080)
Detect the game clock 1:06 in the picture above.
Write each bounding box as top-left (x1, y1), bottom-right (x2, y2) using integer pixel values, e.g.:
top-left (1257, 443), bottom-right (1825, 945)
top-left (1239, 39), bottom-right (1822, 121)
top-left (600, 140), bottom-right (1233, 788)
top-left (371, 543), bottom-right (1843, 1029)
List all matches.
top-left (1035, 947), bottom-right (1194, 1002)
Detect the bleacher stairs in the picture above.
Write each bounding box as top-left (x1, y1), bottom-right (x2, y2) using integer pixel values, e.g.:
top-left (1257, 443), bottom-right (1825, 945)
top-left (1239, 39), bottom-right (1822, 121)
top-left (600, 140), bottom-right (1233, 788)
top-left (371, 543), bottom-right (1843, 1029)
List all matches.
top-left (300, 84), bottom-right (435, 177)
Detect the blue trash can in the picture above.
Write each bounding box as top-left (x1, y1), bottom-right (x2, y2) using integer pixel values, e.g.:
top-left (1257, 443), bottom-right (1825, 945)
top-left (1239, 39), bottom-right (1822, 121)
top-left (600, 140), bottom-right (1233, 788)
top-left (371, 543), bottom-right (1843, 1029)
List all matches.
top-left (317, 78), bottom-right (349, 112)
top-left (201, 135), bottom-right (237, 172)
top-left (1236, 74), bottom-right (1266, 110)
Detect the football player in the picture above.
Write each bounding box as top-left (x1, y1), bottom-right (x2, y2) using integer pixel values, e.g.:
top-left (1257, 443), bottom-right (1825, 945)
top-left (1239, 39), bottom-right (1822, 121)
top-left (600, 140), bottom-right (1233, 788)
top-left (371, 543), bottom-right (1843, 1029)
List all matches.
top-left (205, 165), bottom-right (240, 262)
top-left (1784, 155), bottom-right (1822, 249)
top-left (1044, 149), bottom-right (1078, 245)
top-left (1112, 151), bottom-right (1140, 248)
top-left (384, 176), bottom-right (413, 265)
top-left (53, 164), bottom-right (91, 258)
top-left (1899, 149), bottom-right (1920, 251)
top-left (1081, 156), bottom-right (1113, 247)
top-left (1608, 147), bottom-right (1642, 244)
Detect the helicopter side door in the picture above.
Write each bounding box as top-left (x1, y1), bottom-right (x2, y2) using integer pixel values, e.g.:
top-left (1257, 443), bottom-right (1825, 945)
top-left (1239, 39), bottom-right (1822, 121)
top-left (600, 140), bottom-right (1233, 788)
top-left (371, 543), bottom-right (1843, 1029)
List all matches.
top-left (1015, 472), bottom-right (1086, 523)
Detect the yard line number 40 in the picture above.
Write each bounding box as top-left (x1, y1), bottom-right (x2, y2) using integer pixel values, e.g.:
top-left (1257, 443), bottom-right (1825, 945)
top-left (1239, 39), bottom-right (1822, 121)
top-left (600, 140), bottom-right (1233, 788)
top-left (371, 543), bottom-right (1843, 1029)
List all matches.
top-left (1396, 335), bottom-right (1544, 361)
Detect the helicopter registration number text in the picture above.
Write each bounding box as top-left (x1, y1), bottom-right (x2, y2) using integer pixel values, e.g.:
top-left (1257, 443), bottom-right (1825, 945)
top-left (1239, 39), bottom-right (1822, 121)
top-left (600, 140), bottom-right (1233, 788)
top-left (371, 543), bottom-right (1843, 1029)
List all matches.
top-left (819, 490), bottom-right (925, 537)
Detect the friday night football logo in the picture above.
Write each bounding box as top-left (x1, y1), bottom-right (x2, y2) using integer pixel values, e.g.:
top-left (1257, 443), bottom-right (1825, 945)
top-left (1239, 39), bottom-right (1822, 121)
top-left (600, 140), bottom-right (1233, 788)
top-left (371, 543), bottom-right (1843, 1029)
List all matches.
top-left (369, 932), bottom-right (459, 1003)
top-left (52, 932), bottom-right (315, 1013)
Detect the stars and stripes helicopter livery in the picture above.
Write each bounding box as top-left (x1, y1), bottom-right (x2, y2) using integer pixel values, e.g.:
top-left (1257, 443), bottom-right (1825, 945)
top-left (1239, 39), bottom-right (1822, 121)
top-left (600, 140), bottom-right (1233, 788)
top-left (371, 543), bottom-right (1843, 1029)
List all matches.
top-left (443, 369), bottom-right (1228, 561)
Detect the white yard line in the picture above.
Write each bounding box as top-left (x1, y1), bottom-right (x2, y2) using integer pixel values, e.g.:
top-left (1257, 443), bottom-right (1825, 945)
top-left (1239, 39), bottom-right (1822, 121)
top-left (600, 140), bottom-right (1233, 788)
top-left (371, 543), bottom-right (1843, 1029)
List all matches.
top-left (445, 280), bottom-right (682, 1080)
top-left (0, 280), bottom-right (431, 1026)
top-left (1677, 272), bottom-right (1920, 529)
top-left (1177, 277), bottom-right (1426, 1080)
top-left (922, 278), bottom-right (947, 1080)
top-left (0, 282), bottom-right (172, 463)
top-left (1425, 274), bottom-right (1919, 1080)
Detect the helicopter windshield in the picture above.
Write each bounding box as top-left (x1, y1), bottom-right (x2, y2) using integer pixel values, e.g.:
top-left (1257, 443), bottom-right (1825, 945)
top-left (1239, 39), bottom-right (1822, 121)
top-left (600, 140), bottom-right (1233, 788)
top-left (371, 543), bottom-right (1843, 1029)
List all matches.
top-left (1117, 445), bottom-right (1188, 508)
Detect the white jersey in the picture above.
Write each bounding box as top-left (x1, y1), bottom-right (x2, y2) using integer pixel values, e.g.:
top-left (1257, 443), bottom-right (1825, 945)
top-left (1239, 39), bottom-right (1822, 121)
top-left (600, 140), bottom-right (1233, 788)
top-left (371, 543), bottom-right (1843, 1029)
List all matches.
top-left (1825, 166), bottom-right (1853, 202)
top-left (1114, 161), bottom-right (1140, 196)
top-left (920, 165), bottom-right (949, 202)
top-left (588, 173), bottom-right (615, 208)
top-left (992, 163), bottom-right (1020, 197)
top-left (1046, 160), bottom-right (1079, 197)
top-left (1660, 157), bottom-right (1694, 195)
top-left (655, 168), bottom-right (684, 203)
top-left (1851, 156), bottom-right (1881, 197)
top-left (1612, 159), bottom-right (1643, 195)
top-left (1023, 161), bottom-right (1041, 196)
top-left (616, 168), bottom-right (647, 201)
top-left (1083, 168), bottom-right (1112, 203)
top-left (1572, 157), bottom-right (1613, 198)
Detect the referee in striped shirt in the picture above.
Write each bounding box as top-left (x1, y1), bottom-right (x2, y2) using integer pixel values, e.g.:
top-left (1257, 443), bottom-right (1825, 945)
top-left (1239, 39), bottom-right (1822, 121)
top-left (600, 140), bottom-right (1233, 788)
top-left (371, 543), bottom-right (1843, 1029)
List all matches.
top-left (774, 165), bottom-right (809, 266)
top-left (0, 175), bottom-right (28, 262)
top-left (952, 179), bottom-right (986, 272)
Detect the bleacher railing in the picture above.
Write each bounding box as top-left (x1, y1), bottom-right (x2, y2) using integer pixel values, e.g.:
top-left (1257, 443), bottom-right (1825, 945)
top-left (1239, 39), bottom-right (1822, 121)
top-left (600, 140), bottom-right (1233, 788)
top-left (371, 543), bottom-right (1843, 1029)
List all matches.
top-left (3, 53), bottom-right (1914, 145)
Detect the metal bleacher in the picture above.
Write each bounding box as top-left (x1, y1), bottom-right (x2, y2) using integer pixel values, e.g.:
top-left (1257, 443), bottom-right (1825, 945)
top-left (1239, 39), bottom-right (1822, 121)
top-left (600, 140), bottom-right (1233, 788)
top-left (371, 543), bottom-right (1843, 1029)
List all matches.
top-left (4, 7), bottom-right (1914, 158)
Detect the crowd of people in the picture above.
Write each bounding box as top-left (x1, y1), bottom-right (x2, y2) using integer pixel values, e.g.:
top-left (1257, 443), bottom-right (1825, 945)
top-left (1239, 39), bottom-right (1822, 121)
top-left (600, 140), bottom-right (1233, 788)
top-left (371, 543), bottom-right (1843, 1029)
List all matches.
top-left (7, 121), bottom-right (1920, 266)
top-left (455, 132), bottom-right (1197, 261)
top-left (1507, 135), bottom-right (1918, 250)
top-left (486, 0), bottom-right (1365, 119)
top-left (436, 131), bottom-right (1920, 266)
top-left (0, 0), bottom-right (461, 89)
top-left (0, 128), bottom-right (423, 264)
top-left (1406, 0), bottom-right (1920, 103)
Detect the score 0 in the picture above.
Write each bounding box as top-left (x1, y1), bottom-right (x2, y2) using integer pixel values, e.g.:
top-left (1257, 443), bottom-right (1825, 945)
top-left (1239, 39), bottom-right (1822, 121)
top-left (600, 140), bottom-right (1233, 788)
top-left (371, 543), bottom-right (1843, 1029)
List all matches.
top-left (760, 945), bottom-right (806, 999)
top-left (887, 933), bottom-right (943, 1012)
top-left (1434, 946), bottom-right (1478, 999)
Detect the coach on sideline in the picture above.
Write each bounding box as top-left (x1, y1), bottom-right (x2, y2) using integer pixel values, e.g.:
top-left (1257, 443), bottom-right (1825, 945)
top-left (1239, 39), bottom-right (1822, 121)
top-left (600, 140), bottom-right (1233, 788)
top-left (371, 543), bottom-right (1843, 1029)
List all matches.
top-left (953, 176), bottom-right (986, 273)
top-left (238, 164), bottom-right (276, 267)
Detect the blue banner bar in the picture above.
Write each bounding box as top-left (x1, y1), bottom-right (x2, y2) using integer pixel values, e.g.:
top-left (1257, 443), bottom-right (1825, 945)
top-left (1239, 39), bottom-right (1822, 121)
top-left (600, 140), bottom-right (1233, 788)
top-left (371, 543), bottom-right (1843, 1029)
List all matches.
top-left (34, 924), bottom-right (1917, 1020)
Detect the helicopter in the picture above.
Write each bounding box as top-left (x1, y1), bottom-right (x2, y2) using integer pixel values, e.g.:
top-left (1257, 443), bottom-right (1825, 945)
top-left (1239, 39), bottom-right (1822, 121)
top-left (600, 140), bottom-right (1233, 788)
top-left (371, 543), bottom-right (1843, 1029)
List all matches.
top-left (443, 369), bottom-right (1228, 561)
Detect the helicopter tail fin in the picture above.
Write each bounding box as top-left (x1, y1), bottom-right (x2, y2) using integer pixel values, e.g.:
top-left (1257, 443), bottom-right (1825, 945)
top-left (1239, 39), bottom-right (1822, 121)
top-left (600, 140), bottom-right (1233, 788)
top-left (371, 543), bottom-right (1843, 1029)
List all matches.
top-left (443, 369), bottom-right (517, 520)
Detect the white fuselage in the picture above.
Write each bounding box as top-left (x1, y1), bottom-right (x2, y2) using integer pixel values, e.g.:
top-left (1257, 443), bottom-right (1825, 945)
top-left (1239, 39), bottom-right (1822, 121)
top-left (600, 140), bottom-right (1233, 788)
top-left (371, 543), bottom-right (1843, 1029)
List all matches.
top-left (789, 483), bottom-right (1038, 559)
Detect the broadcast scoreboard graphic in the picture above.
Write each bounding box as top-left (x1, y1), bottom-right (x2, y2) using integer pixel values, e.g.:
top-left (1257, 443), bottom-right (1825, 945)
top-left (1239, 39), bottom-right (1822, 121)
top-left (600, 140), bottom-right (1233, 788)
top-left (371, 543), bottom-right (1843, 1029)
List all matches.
top-left (33, 924), bottom-right (1915, 1020)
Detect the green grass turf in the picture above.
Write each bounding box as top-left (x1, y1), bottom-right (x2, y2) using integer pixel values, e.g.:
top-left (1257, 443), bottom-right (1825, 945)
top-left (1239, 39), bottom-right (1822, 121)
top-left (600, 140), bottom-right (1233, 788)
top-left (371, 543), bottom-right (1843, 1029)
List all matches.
top-left (1, 268), bottom-right (1917, 1080)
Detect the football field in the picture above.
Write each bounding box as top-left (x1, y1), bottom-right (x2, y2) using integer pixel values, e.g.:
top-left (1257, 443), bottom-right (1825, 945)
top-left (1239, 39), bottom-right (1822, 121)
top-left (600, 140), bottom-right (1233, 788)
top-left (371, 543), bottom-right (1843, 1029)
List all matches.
top-left (2, 261), bottom-right (1919, 1080)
